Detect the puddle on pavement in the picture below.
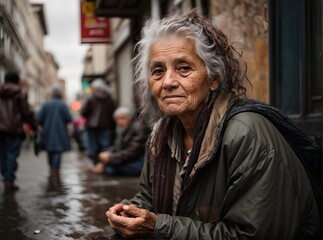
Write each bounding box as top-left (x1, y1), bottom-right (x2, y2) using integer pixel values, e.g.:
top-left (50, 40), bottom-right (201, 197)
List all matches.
top-left (0, 148), bottom-right (140, 239)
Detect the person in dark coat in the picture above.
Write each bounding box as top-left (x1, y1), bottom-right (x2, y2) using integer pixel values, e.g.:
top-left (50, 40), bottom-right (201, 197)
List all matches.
top-left (81, 78), bottom-right (116, 166)
top-left (0, 71), bottom-right (37, 191)
top-left (91, 106), bottom-right (149, 176)
top-left (36, 86), bottom-right (72, 176)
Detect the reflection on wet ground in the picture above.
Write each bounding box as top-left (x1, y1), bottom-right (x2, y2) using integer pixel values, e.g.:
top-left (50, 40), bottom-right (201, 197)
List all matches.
top-left (0, 146), bottom-right (140, 239)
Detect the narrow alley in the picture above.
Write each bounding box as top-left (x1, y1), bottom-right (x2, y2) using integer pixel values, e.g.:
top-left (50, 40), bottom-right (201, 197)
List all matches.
top-left (0, 144), bottom-right (140, 240)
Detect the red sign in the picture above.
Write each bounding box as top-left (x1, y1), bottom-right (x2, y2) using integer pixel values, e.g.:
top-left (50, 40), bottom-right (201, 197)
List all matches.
top-left (80, 0), bottom-right (111, 44)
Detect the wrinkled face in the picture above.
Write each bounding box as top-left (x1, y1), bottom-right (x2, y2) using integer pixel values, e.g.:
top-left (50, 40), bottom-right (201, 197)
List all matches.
top-left (148, 35), bottom-right (218, 120)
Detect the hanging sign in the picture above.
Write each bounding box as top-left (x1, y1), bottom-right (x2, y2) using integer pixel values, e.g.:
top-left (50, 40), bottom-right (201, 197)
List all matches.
top-left (80, 0), bottom-right (111, 44)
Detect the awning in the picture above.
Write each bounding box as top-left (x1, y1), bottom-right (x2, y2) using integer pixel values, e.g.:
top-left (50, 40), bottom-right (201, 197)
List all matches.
top-left (95, 0), bottom-right (150, 18)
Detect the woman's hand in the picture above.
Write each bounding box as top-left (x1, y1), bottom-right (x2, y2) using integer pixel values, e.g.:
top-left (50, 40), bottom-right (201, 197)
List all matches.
top-left (106, 204), bottom-right (157, 239)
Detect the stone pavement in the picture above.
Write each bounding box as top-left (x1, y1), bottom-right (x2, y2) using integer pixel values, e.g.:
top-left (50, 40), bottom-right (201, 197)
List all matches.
top-left (0, 144), bottom-right (141, 240)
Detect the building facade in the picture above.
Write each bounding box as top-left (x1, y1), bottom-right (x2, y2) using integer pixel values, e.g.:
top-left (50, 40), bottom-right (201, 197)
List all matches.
top-left (43, 51), bottom-right (61, 99)
top-left (24, 2), bottom-right (47, 109)
top-left (82, 44), bottom-right (117, 101)
top-left (0, 0), bottom-right (50, 110)
top-left (0, 0), bottom-right (28, 83)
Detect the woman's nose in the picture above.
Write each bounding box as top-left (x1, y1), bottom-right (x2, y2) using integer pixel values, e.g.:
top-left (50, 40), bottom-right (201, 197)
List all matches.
top-left (162, 68), bottom-right (178, 90)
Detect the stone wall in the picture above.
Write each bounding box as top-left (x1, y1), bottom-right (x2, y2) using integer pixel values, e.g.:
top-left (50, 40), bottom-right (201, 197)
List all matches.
top-left (211, 0), bottom-right (269, 102)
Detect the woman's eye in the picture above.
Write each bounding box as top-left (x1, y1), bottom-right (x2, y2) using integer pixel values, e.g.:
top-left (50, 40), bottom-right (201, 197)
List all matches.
top-left (151, 68), bottom-right (164, 79)
top-left (178, 65), bottom-right (191, 74)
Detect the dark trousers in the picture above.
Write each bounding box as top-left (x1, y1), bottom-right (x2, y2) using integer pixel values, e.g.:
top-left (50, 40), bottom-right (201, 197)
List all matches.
top-left (104, 155), bottom-right (144, 176)
top-left (47, 152), bottom-right (62, 169)
top-left (0, 132), bottom-right (22, 182)
top-left (86, 128), bottom-right (113, 164)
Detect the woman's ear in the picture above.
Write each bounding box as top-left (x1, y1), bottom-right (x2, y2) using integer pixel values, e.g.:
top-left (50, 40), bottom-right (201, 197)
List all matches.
top-left (210, 79), bottom-right (220, 91)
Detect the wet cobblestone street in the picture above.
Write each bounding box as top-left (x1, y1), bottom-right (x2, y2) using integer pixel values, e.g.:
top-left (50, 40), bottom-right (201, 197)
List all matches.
top-left (0, 145), bottom-right (140, 240)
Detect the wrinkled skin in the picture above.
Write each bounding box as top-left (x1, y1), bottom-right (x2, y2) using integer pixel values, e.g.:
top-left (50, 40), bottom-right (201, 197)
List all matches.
top-left (106, 204), bottom-right (157, 238)
top-left (149, 35), bottom-right (219, 127)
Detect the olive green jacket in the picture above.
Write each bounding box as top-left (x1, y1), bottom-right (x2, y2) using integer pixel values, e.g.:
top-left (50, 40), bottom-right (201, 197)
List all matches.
top-left (124, 100), bottom-right (320, 239)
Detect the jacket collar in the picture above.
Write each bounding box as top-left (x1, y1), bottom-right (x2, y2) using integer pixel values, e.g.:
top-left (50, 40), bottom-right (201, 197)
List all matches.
top-left (189, 93), bottom-right (231, 177)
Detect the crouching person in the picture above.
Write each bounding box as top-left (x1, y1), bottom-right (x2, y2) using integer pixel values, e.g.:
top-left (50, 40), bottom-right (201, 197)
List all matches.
top-left (92, 106), bottom-right (149, 176)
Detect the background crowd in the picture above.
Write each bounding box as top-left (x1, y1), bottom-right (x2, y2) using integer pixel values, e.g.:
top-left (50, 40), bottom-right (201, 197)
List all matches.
top-left (0, 71), bottom-right (149, 192)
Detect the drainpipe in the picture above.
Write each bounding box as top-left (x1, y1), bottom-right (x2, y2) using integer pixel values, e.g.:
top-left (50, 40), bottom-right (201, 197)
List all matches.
top-left (151, 0), bottom-right (160, 21)
top-left (195, 0), bottom-right (202, 14)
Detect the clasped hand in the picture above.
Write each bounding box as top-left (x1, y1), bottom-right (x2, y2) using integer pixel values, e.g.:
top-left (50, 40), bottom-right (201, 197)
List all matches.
top-left (106, 203), bottom-right (157, 239)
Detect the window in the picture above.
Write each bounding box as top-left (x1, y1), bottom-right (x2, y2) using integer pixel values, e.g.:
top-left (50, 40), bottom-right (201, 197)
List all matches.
top-left (268, 0), bottom-right (322, 138)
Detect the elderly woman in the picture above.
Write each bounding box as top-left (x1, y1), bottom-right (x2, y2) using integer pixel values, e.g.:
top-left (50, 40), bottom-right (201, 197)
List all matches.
top-left (105, 10), bottom-right (321, 239)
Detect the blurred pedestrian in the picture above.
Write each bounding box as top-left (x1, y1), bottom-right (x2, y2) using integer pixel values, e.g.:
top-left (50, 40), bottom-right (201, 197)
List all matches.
top-left (0, 71), bottom-right (37, 191)
top-left (91, 106), bottom-right (149, 176)
top-left (81, 78), bottom-right (116, 166)
top-left (73, 115), bottom-right (86, 151)
top-left (36, 86), bottom-right (72, 177)
top-left (105, 9), bottom-right (321, 239)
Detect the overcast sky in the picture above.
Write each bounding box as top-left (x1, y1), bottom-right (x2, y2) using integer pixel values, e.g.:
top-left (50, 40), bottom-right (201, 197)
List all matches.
top-left (30, 0), bottom-right (89, 103)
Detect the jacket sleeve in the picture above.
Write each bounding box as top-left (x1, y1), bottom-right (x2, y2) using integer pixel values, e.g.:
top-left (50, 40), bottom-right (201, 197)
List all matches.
top-left (80, 96), bottom-right (92, 118)
top-left (18, 92), bottom-right (37, 130)
top-left (153, 115), bottom-right (320, 239)
top-left (121, 146), bottom-right (154, 211)
top-left (108, 121), bottom-right (148, 165)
